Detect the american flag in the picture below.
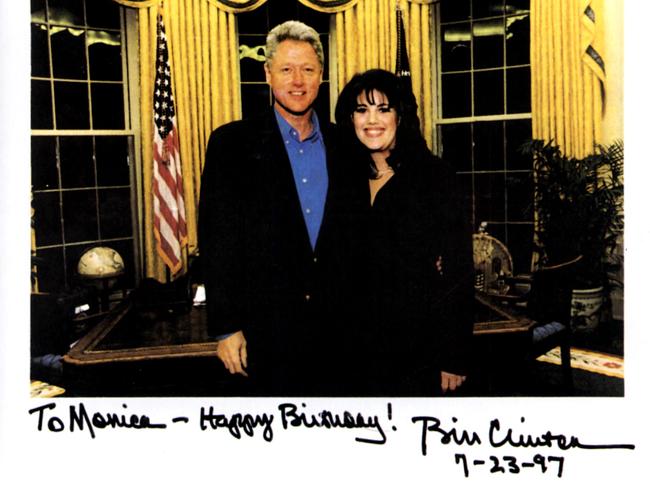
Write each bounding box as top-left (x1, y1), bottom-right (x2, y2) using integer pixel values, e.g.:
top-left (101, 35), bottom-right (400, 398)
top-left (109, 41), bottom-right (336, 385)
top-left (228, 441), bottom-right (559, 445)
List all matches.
top-left (152, 14), bottom-right (187, 275)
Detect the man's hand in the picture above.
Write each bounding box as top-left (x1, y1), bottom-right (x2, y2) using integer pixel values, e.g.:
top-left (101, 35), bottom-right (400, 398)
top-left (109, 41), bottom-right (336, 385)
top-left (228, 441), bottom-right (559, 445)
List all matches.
top-left (216, 331), bottom-right (248, 376)
top-left (440, 371), bottom-right (466, 393)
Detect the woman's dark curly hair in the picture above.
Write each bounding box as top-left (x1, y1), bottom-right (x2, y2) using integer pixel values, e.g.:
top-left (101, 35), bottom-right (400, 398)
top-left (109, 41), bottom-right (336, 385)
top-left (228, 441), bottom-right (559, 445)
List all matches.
top-left (334, 69), bottom-right (427, 177)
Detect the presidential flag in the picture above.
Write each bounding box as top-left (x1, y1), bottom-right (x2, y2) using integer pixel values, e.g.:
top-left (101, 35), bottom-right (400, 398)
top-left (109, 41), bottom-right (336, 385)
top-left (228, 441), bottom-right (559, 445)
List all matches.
top-left (152, 14), bottom-right (187, 275)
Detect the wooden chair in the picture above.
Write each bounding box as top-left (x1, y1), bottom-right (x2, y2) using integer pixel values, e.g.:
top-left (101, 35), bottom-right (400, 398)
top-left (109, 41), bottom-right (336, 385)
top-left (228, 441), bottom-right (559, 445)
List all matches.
top-left (519, 255), bottom-right (583, 388)
top-left (470, 230), bottom-right (583, 393)
top-left (482, 255), bottom-right (583, 394)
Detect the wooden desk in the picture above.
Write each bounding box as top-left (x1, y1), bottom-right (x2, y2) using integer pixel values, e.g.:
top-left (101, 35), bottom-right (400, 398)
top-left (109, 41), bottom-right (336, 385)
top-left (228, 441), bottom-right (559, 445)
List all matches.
top-left (61, 291), bottom-right (536, 396)
top-left (65, 291), bottom-right (533, 365)
top-left (65, 299), bottom-right (217, 365)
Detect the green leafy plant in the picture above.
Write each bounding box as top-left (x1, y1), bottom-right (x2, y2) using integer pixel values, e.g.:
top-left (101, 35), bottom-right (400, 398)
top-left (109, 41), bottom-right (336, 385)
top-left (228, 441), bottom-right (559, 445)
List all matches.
top-left (521, 139), bottom-right (624, 289)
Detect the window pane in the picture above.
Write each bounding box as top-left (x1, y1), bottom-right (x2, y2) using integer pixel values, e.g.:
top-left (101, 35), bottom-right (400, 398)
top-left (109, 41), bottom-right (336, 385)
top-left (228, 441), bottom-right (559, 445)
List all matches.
top-left (91, 82), bottom-right (125, 129)
top-left (33, 192), bottom-right (62, 247)
top-left (505, 119), bottom-right (532, 170)
top-left (238, 5), bottom-right (268, 34)
top-left (441, 23), bottom-right (471, 72)
top-left (505, 172), bottom-right (533, 221)
top-left (239, 35), bottom-right (267, 82)
top-left (474, 121), bottom-right (504, 171)
top-left (475, 172), bottom-right (505, 222)
top-left (32, 0), bottom-right (135, 298)
top-left (506, 14), bottom-right (530, 65)
top-left (88, 30), bottom-right (123, 81)
top-left (47, 0), bottom-right (84, 26)
top-left (472, 0), bottom-right (505, 18)
top-left (441, 0), bottom-right (470, 22)
top-left (473, 18), bottom-right (504, 69)
top-left (85, 0), bottom-right (122, 29)
top-left (34, 247), bottom-right (65, 293)
top-left (60, 136), bottom-right (95, 189)
top-left (241, 84), bottom-right (270, 119)
top-left (51, 27), bottom-right (87, 80)
top-left (439, 0), bottom-right (531, 270)
top-left (62, 190), bottom-right (98, 243)
top-left (506, 66), bottom-right (530, 113)
top-left (31, 0), bottom-right (46, 22)
top-left (441, 72), bottom-right (471, 118)
top-left (99, 188), bottom-right (132, 239)
top-left (440, 123), bottom-right (472, 172)
top-left (32, 24), bottom-right (50, 77)
top-left (474, 69), bottom-right (503, 115)
top-left (54, 81), bottom-right (90, 129)
top-left (96, 136), bottom-right (130, 187)
top-left (32, 80), bottom-right (54, 129)
top-left (31, 137), bottom-right (58, 191)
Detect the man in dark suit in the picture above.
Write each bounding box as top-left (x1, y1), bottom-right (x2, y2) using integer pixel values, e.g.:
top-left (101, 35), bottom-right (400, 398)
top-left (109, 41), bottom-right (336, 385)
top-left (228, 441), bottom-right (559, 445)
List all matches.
top-left (198, 21), bottom-right (350, 396)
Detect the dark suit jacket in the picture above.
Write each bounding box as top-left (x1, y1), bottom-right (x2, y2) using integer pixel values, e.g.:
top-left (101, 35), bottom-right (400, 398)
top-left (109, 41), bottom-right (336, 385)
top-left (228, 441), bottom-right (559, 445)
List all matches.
top-left (198, 110), bottom-right (352, 395)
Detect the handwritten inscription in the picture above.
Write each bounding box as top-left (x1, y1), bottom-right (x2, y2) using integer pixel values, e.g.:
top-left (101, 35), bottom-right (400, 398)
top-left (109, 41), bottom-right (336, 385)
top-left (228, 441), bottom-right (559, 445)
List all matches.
top-left (28, 402), bottom-right (166, 439)
top-left (28, 402), bottom-right (636, 478)
top-left (278, 402), bottom-right (386, 444)
top-left (412, 415), bottom-right (635, 477)
top-left (200, 406), bottom-right (274, 441)
top-left (28, 401), bottom-right (387, 444)
top-left (412, 415), bottom-right (636, 456)
top-left (455, 453), bottom-right (566, 478)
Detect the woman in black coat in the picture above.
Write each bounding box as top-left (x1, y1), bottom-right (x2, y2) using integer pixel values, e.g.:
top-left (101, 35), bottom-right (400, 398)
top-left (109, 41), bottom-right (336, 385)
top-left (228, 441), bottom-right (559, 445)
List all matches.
top-left (335, 69), bottom-right (475, 396)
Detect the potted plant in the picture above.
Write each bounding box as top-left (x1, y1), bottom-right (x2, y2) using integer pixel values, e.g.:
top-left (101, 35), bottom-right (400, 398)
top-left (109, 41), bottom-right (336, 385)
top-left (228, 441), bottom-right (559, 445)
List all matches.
top-left (521, 139), bottom-right (624, 330)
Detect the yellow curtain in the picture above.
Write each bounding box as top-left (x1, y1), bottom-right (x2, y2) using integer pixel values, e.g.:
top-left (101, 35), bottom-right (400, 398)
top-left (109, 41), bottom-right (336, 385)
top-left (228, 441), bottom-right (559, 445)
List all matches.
top-left (531, 0), bottom-right (606, 158)
top-left (334, 0), bottom-right (436, 148)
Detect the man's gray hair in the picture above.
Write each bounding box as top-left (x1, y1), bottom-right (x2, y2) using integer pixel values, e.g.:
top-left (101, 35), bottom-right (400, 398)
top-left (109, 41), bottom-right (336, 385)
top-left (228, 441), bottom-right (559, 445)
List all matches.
top-left (265, 20), bottom-right (324, 68)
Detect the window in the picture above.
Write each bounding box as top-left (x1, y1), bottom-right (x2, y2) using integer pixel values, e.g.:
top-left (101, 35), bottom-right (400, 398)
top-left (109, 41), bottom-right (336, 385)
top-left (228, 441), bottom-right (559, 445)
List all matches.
top-left (436, 0), bottom-right (533, 271)
top-left (31, 0), bottom-right (139, 293)
top-left (237, 0), bottom-right (331, 122)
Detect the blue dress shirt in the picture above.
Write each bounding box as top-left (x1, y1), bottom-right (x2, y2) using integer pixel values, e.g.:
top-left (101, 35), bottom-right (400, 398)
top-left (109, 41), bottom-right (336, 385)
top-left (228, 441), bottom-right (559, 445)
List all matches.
top-left (274, 108), bottom-right (329, 250)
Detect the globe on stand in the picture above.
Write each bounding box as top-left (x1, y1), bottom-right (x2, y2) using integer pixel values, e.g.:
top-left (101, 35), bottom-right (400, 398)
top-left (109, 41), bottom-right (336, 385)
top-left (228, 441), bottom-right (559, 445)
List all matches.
top-left (77, 247), bottom-right (126, 311)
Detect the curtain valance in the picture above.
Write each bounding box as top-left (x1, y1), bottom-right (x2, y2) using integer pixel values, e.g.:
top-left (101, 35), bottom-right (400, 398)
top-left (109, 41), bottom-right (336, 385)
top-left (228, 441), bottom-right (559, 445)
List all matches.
top-left (113, 0), bottom-right (268, 13)
top-left (297, 0), bottom-right (358, 13)
top-left (113, 0), bottom-right (436, 13)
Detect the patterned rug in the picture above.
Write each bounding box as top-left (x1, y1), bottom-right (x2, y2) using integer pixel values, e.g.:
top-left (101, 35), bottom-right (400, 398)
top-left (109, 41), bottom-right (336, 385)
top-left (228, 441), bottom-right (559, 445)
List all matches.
top-left (537, 347), bottom-right (624, 379)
